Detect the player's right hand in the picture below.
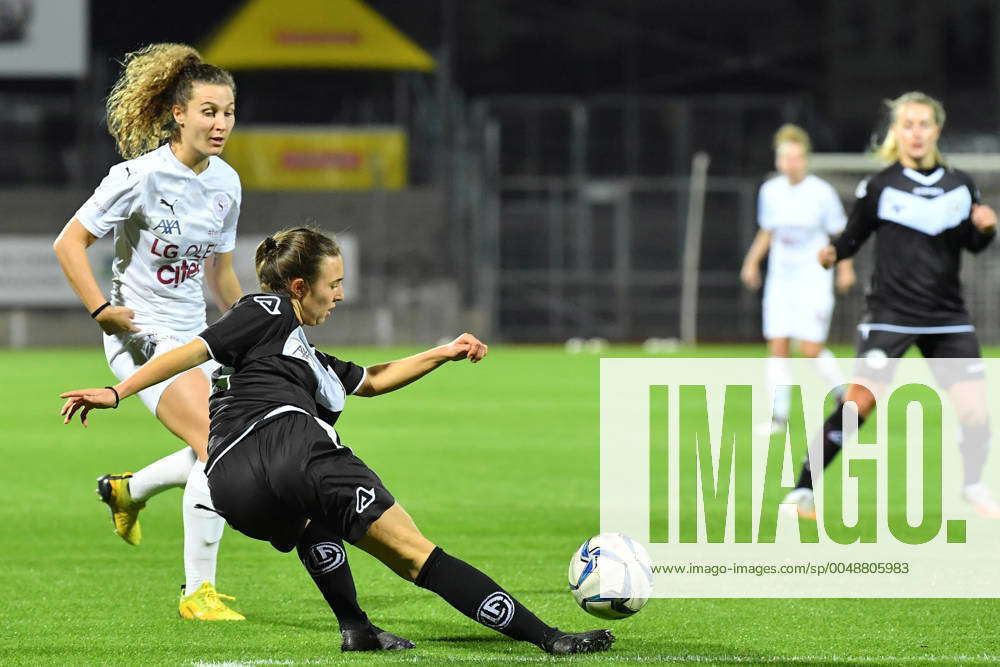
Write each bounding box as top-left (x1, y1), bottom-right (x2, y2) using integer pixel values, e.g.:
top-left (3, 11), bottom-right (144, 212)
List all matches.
top-left (95, 306), bottom-right (140, 335)
top-left (740, 264), bottom-right (761, 290)
top-left (59, 388), bottom-right (118, 427)
top-left (818, 245), bottom-right (837, 269)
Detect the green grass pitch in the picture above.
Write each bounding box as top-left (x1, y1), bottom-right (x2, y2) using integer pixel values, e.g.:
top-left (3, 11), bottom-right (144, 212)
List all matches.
top-left (1, 344), bottom-right (999, 665)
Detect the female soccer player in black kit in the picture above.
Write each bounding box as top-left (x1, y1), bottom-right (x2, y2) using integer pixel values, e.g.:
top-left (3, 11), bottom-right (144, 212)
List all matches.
top-left (784, 91), bottom-right (1000, 519)
top-left (60, 227), bottom-right (614, 656)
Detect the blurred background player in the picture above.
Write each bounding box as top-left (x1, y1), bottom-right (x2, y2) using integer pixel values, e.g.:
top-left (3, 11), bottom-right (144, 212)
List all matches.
top-left (785, 91), bottom-right (1000, 519)
top-left (52, 43), bottom-right (246, 618)
top-left (741, 124), bottom-right (856, 433)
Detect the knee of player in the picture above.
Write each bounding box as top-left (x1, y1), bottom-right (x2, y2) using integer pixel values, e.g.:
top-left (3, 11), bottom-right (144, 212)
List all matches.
top-left (843, 387), bottom-right (876, 417)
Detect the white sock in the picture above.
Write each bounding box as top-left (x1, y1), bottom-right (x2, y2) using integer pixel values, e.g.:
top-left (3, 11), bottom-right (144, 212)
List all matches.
top-left (813, 348), bottom-right (845, 391)
top-left (183, 459), bottom-right (225, 594)
top-left (128, 447), bottom-right (197, 502)
top-left (765, 356), bottom-right (793, 422)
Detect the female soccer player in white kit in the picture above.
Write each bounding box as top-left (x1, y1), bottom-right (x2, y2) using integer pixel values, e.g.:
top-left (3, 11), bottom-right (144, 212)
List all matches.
top-left (52, 43), bottom-right (245, 620)
top-left (741, 125), bottom-right (856, 431)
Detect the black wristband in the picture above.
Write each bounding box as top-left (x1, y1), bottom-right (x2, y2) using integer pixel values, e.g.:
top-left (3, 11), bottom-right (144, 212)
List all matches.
top-left (104, 386), bottom-right (120, 409)
top-left (91, 302), bottom-right (111, 319)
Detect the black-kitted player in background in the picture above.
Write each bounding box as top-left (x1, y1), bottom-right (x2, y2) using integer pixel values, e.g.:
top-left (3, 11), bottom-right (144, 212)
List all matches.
top-left (60, 227), bottom-right (615, 655)
top-left (783, 91), bottom-right (1000, 519)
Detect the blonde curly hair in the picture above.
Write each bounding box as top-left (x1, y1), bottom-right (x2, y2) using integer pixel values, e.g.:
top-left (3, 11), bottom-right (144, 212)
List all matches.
top-left (105, 43), bottom-right (235, 159)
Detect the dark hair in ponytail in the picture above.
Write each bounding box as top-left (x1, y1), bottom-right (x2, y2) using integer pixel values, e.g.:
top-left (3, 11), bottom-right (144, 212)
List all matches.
top-left (255, 227), bottom-right (341, 295)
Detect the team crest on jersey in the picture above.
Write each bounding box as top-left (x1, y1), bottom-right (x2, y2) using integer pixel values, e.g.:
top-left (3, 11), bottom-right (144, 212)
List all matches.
top-left (253, 295), bottom-right (281, 315)
top-left (153, 219), bottom-right (181, 235)
top-left (212, 193), bottom-right (231, 220)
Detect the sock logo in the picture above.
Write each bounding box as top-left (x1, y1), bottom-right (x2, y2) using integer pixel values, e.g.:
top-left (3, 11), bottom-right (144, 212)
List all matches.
top-left (476, 591), bottom-right (514, 629)
top-left (355, 486), bottom-right (376, 514)
top-left (302, 541), bottom-right (345, 575)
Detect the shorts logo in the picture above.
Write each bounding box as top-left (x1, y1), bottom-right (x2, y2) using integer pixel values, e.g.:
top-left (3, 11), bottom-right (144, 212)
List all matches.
top-left (355, 487), bottom-right (376, 514)
top-left (476, 592), bottom-right (515, 629)
top-left (253, 295), bottom-right (281, 315)
top-left (302, 541), bottom-right (345, 575)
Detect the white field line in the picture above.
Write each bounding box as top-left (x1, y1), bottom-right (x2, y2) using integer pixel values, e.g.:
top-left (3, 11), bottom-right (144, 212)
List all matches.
top-left (193, 654), bottom-right (1000, 665)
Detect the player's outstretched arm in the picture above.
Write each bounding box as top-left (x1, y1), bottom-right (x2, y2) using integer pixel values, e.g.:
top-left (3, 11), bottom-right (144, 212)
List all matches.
top-left (59, 339), bottom-right (211, 426)
top-left (355, 333), bottom-right (488, 397)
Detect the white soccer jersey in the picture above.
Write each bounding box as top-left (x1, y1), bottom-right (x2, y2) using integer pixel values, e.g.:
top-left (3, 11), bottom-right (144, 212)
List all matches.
top-left (75, 144), bottom-right (241, 331)
top-left (758, 174), bottom-right (846, 281)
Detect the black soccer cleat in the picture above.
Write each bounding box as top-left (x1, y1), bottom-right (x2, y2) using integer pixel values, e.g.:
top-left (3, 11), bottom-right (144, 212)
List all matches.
top-left (341, 624), bottom-right (415, 651)
top-left (543, 629), bottom-right (615, 655)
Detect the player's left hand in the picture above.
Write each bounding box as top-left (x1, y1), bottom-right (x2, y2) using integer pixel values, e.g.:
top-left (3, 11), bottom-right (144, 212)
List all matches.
top-left (442, 333), bottom-right (488, 363)
top-left (971, 204), bottom-right (998, 233)
top-left (59, 388), bottom-right (117, 427)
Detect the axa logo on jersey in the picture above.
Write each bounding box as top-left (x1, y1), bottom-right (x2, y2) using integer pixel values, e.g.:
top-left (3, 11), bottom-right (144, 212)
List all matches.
top-left (153, 219), bottom-right (181, 235)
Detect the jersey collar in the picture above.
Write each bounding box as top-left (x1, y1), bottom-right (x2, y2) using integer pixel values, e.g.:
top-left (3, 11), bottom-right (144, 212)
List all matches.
top-left (902, 166), bottom-right (945, 186)
top-left (159, 144), bottom-right (215, 178)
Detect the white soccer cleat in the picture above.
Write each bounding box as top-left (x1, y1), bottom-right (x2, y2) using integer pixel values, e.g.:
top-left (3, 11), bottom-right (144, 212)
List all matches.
top-left (962, 482), bottom-right (1000, 519)
top-left (781, 487), bottom-right (816, 520)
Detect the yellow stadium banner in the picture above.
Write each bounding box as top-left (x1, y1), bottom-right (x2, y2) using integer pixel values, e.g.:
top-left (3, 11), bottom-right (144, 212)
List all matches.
top-left (202, 0), bottom-right (434, 71)
top-left (222, 126), bottom-right (407, 190)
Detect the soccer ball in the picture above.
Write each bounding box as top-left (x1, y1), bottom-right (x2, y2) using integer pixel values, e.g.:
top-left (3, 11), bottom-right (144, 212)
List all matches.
top-left (568, 532), bottom-right (653, 619)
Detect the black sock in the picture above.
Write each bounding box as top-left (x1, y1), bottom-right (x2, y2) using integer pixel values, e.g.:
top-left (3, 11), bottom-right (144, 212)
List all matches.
top-left (415, 547), bottom-right (558, 647)
top-left (797, 402), bottom-right (867, 489)
top-left (959, 422), bottom-right (990, 486)
top-left (297, 522), bottom-right (369, 632)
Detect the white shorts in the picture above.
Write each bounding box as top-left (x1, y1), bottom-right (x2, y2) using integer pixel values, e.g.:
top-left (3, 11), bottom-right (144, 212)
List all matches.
top-left (103, 327), bottom-right (219, 415)
top-left (762, 276), bottom-right (834, 343)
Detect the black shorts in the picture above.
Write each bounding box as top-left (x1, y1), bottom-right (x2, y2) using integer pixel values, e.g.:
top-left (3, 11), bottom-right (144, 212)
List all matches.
top-left (207, 412), bottom-right (396, 552)
top-left (854, 323), bottom-right (984, 388)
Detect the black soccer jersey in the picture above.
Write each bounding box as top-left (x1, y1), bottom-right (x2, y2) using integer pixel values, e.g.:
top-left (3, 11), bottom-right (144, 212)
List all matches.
top-left (197, 293), bottom-right (366, 473)
top-left (833, 162), bottom-right (995, 326)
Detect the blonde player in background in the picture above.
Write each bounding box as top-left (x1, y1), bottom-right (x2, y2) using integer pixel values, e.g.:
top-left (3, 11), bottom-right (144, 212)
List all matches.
top-left (53, 43), bottom-right (245, 620)
top-left (741, 124), bottom-right (856, 433)
top-left (787, 92), bottom-right (1000, 519)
